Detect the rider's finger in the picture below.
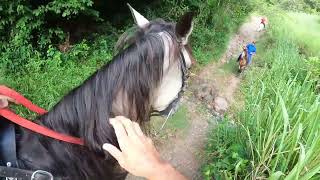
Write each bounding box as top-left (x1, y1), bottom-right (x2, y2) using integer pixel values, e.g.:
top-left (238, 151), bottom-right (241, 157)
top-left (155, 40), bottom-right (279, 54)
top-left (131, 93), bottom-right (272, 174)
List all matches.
top-left (0, 95), bottom-right (18, 105)
top-left (102, 143), bottom-right (124, 165)
top-left (116, 116), bottom-right (139, 139)
top-left (109, 118), bottom-right (129, 150)
top-left (133, 122), bottom-right (144, 138)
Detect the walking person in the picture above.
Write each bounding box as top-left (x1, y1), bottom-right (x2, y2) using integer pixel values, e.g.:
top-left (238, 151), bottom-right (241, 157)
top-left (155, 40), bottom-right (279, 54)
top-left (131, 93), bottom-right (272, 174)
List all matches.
top-left (246, 41), bottom-right (256, 65)
top-left (257, 17), bottom-right (268, 32)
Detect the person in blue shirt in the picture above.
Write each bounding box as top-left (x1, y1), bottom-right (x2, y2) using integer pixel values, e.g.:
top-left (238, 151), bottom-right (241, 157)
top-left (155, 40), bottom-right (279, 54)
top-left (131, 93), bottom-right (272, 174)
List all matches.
top-left (246, 41), bottom-right (256, 65)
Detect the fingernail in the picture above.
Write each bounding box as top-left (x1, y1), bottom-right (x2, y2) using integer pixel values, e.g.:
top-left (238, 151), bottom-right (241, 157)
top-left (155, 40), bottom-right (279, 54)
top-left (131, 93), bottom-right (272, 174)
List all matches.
top-left (109, 118), bottom-right (115, 124)
top-left (102, 143), bottom-right (109, 150)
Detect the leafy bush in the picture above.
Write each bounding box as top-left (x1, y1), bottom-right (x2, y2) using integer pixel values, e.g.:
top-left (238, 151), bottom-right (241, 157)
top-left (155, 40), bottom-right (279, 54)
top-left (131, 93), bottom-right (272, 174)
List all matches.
top-left (0, 35), bottom-right (113, 117)
top-left (265, 0), bottom-right (320, 13)
top-left (0, 0), bottom-right (99, 72)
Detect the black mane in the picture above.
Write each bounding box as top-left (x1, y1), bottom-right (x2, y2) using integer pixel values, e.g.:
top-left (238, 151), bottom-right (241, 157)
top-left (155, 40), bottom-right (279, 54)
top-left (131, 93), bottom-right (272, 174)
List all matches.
top-left (17, 19), bottom-right (182, 179)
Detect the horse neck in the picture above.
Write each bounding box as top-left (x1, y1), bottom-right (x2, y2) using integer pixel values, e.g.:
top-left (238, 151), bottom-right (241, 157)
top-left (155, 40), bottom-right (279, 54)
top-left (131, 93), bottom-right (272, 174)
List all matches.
top-left (15, 32), bottom-right (166, 179)
top-left (16, 126), bottom-right (121, 179)
top-left (30, 44), bottom-right (158, 149)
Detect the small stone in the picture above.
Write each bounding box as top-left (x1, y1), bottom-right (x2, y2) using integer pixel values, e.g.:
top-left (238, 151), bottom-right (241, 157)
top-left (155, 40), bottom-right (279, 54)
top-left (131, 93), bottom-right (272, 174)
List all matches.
top-left (210, 87), bottom-right (217, 97)
top-left (204, 94), bottom-right (214, 102)
top-left (213, 97), bottom-right (229, 114)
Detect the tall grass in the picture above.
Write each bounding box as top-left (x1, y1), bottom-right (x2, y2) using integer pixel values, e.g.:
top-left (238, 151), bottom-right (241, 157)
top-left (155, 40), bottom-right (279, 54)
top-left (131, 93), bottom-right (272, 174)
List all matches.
top-left (203, 12), bottom-right (320, 179)
top-left (283, 12), bottom-right (320, 57)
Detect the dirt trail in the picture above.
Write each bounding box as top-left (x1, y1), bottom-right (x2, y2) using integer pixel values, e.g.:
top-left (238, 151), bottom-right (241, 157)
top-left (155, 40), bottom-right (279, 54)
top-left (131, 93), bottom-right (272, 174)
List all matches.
top-left (127, 16), bottom-right (265, 180)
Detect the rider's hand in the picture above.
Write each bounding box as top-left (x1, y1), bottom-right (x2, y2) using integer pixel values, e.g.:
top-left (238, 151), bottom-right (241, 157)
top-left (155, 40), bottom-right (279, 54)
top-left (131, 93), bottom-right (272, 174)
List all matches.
top-left (0, 95), bottom-right (17, 109)
top-left (103, 116), bottom-right (186, 180)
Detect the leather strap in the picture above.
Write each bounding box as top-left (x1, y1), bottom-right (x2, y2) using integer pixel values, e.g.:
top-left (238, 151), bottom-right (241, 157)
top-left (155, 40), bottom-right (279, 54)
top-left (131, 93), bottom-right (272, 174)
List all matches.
top-left (0, 86), bottom-right (84, 146)
top-left (0, 109), bottom-right (84, 146)
top-left (0, 86), bottom-right (47, 115)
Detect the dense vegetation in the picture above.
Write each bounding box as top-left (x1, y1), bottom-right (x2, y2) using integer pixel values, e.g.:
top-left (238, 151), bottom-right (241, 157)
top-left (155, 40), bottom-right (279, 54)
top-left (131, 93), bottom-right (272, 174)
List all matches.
top-left (1, 0), bottom-right (319, 179)
top-left (0, 0), bottom-right (252, 115)
top-left (203, 3), bottom-right (320, 180)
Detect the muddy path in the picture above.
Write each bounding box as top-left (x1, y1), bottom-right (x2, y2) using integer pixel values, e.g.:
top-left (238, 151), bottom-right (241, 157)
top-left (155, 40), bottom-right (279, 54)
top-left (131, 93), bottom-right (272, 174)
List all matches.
top-left (127, 16), bottom-right (265, 180)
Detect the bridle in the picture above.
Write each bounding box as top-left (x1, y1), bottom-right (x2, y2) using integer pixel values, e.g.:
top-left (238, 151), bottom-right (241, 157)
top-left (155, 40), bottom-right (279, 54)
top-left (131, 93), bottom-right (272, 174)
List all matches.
top-left (154, 44), bottom-right (190, 132)
top-left (180, 48), bottom-right (189, 87)
top-left (0, 86), bottom-right (82, 180)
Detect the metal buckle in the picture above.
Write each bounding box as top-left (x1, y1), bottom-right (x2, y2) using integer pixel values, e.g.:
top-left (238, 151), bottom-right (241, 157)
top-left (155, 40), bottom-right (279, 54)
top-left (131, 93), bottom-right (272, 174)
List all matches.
top-left (6, 177), bottom-right (17, 180)
top-left (31, 170), bottom-right (53, 180)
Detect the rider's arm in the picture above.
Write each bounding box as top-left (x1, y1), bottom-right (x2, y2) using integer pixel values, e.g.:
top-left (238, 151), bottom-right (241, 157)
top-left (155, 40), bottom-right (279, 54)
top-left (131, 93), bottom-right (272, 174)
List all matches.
top-left (103, 116), bottom-right (186, 180)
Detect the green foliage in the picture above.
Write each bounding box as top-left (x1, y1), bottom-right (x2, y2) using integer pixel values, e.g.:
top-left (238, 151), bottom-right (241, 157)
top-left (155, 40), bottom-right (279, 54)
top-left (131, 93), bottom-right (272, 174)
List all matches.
top-left (265, 0), bottom-right (320, 13)
top-left (203, 11), bottom-right (320, 179)
top-left (306, 57), bottom-right (320, 79)
top-left (283, 12), bottom-right (320, 57)
top-left (0, 34), bottom-right (114, 117)
top-left (195, 0), bottom-right (253, 64)
top-left (203, 120), bottom-right (250, 180)
top-left (305, 57), bottom-right (320, 93)
top-left (166, 105), bottom-right (189, 130)
top-left (0, 0), bottom-right (99, 72)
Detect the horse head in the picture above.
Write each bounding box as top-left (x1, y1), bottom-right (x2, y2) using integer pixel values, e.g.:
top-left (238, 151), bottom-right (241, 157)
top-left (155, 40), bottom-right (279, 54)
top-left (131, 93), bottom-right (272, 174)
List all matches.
top-left (40, 5), bottom-right (196, 151)
top-left (115, 5), bottom-right (195, 116)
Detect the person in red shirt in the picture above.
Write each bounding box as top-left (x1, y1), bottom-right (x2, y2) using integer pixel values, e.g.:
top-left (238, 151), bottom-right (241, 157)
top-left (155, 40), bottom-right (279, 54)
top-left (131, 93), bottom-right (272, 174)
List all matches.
top-left (257, 17), bottom-right (268, 32)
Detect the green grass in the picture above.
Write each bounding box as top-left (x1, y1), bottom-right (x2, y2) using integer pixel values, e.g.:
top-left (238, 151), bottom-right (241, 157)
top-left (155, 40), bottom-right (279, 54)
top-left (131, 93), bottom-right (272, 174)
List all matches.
top-left (222, 59), bottom-right (239, 74)
top-left (167, 105), bottom-right (189, 130)
top-left (151, 105), bottom-right (189, 137)
top-left (284, 12), bottom-right (320, 57)
top-left (203, 11), bottom-right (320, 180)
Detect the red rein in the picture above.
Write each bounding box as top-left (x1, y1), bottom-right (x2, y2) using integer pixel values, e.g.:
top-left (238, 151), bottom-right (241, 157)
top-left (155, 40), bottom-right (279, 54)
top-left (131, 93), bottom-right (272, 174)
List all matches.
top-left (0, 85), bottom-right (84, 146)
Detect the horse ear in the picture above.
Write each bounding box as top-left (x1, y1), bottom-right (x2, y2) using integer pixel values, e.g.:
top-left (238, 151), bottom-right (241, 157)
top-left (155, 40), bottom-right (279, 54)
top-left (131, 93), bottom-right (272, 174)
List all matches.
top-left (175, 12), bottom-right (194, 45)
top-left (127, 3), bottom-right (149, 28)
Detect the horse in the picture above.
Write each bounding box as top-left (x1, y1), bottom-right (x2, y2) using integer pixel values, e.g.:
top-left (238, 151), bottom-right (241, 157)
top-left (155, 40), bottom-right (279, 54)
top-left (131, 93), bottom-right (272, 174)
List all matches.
top-left (237, 46), bottom-right (248, 72)
top-left (1, 5), bottom-right (195, 180)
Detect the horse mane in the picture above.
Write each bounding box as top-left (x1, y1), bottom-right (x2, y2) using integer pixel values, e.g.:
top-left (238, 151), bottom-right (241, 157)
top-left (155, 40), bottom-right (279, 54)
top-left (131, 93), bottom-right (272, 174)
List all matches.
top-left (36, 18), bottom-right (181, 152)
